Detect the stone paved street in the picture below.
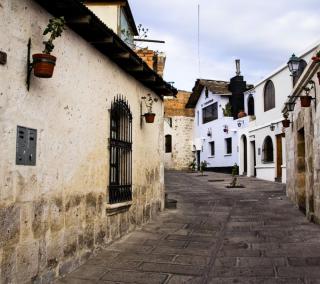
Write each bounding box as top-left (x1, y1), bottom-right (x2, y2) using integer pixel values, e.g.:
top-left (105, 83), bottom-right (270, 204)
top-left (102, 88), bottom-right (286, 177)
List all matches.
top-left (56, 171), bottom-right (320, 284)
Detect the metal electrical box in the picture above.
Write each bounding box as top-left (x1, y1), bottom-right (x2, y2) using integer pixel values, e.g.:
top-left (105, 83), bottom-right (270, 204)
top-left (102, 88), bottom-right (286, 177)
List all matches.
top-left (16, 126), bottom-right (37, 166)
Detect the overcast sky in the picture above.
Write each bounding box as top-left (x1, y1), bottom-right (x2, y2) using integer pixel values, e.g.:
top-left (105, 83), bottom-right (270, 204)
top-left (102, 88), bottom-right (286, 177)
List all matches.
top-left (130, 0), bottom-right (319, 91)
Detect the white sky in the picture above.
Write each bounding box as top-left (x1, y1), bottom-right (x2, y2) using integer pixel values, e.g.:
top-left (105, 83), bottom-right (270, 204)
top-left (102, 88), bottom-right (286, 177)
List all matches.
top-left (130, 0), bottom-right (319, 91)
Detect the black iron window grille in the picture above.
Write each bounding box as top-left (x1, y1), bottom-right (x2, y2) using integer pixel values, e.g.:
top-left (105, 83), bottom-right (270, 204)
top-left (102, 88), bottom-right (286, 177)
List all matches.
top-left (109, 96), bottom-right (133, 204)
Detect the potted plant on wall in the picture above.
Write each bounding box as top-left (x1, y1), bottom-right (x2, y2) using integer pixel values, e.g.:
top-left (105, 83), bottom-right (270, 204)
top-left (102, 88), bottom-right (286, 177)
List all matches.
top-left (142, 94), bottom-right (158, 123)
top-left (33, 17), bottom-right (66, 78)
top-left (312, 51), bottom-right (320, 63)
top-left (237, 110), bottom-right (247, 118)
top-left (282, 114), bottom-right (290, 128)
top-left (300, 86), bottom-right (312, 107)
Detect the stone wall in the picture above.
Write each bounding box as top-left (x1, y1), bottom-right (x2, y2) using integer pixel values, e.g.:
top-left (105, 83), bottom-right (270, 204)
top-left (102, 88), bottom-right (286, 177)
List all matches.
top-left (286, 62), bottom-right (320, 222)
top-left (164, 91), bottom-right (194, 170)
top-left (0, 0), bottom-right (165, 282)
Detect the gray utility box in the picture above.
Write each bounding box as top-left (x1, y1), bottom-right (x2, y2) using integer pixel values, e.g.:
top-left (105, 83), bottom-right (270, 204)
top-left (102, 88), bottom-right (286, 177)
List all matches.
top-left (16, 126), bottom-right (37, 166)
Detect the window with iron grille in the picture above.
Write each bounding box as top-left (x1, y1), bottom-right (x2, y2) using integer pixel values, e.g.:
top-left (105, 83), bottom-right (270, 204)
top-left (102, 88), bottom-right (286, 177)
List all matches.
top-left (165, 135), bottom-right (172, 153)
top-left (202, 102), bottom-right (218, 124)
top-left (109, 96), bottom-right (132, 204)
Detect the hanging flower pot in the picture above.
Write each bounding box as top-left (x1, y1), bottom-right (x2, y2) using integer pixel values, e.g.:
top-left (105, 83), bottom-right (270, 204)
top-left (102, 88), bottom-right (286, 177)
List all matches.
top-left (237, 110), bottom-right (247, 118)
top-left (33, 54), bottom-right (56, 78)
top-left (32, 17), bottom-right (65, 79)
top-left (282, 119), bottom-right (290, 128)
top-left (312, 55), bottom-right (320, 63)
top-left (144, 113), bottom-right (156, 123)
top-left (300, 96), bottom-right (312, 107)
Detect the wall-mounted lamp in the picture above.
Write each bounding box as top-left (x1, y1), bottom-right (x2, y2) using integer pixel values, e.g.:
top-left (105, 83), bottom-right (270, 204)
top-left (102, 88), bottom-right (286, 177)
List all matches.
top-left (223, 125), bottom-right (228, 133)
top-left (207, 128), bottom-right (212, 137)
top-left (285, 102), bottom-right (295, 112)
top-left (287, 54), bottom-right (300, 76)
top-left (269, 123), bottom-right (276, 131)
top-left (237, 120), bottom-right (244, 128)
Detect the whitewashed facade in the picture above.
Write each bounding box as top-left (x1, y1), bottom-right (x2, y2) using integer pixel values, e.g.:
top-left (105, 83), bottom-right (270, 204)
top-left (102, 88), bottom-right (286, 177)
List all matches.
top-left (191, 86), bottom-right (250, 172)
top-left (238, 45), bottom-right (317, 183)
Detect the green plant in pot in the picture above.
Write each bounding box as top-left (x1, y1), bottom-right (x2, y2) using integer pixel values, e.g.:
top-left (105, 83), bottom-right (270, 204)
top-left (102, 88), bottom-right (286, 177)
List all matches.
top-left (142, 94), bottom-right (158, 123)
top-left (282, 113), bottom-right (290, 128)
top-left (300, 86), bottom-right (312, 107)
top-left (33, 17), bottom-right (66, 78)
top-left (312, 50), bottom-right (320, 63)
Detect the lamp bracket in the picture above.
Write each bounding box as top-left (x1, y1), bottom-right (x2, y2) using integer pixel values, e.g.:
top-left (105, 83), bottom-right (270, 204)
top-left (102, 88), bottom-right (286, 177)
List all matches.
top-left (26, 38), bottom-right (34, 91)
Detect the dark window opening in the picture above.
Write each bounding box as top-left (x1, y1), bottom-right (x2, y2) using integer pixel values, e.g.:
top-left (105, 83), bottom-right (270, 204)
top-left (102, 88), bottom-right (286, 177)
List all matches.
top-left (109, 96), bottom-right (132, 204)
top-left (202, 102), bottom-right (218, 124)
top-left (264, 80), bottom-right (275, 112)
top-left (247, 95), bottom-right (255, 116)
top-left (262, 136), bottom-right (274, 163)
top-left (209, 141), bottom-right (215, 156)
top-left (165, 135), bottom-right (172, 153)
top-left (225, 138), bottom-right (232, 154)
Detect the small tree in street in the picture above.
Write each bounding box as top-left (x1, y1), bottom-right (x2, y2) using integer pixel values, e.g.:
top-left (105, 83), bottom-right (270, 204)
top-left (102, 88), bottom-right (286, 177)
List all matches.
top-left (189, 158), bottom-right (196, 172)
top-left (230, 163), bottom-right (239, 187)
top-left (200, 160), bottom-right (208, 176)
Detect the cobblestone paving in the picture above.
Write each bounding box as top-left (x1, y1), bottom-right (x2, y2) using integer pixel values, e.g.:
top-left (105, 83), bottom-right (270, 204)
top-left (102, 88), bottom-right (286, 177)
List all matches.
top-left (56, 171), bottom-right (320, 284)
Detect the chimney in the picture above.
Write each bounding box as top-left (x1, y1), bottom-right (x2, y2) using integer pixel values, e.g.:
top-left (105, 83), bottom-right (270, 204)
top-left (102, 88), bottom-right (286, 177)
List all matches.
top-left (235, 59), bottom-right (241, 76)
top-left (135, 48), bottom-right (166, 78)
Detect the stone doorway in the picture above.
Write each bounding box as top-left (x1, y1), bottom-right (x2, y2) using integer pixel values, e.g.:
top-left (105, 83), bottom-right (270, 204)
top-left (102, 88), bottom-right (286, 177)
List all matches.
top-left (296, 128), bottom-right (306, 214)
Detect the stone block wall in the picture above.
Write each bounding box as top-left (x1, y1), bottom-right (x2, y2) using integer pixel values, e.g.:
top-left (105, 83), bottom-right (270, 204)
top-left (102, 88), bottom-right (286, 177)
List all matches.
top-left (164, 91), bottom-right (194, 170)
top-left (286, 65), bottom-right (320, 222)
top-left (0, 0), bottom-right (165, 282)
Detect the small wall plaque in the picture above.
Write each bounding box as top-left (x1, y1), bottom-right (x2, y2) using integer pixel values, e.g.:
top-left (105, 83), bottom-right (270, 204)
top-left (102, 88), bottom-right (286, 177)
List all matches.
top-left (0, 51), bottom-right (7, 65)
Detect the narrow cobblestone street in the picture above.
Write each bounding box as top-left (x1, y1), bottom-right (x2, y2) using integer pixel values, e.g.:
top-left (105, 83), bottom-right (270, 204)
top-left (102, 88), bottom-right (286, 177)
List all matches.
top-left (57, 171), bottom-right (320, 284)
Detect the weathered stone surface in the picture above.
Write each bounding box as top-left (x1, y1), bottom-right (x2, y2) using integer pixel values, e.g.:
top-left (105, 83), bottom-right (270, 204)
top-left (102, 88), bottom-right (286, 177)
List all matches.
top-left (54, 171), bottom-right (320, 283)
top-left (16, 241), bottom-right (39, 283)
top-left (101, 270), bottom-right (168, 283)
top-left (1, 246), bottom-right (17, 283)
top-left (0, 204), bottom-right (20, 247)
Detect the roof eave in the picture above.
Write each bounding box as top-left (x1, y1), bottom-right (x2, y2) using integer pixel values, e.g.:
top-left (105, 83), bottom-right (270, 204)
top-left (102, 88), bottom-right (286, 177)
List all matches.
top-left (33, 0), bottom-right (177, 98)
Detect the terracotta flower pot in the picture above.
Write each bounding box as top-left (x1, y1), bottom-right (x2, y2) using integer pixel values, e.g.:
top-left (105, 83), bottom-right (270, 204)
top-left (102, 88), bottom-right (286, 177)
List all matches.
top-left (144, 113), bottom-right (155, 123)
top-left (32, 53), bottom-right (56, 78)
top-left (300, 96), bottom-right (312, 107)
top-left (282, 119), bottom-right (290, 128)
top-left (312, 56), bottom-right (320, 63)
top-left (237, 111), bottom-right (247, 118)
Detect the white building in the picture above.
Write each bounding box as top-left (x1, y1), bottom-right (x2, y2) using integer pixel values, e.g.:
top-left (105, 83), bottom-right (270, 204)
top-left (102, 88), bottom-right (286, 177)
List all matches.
top-left (238, 44), bottom-right (318, 183)
top-left (186, 74), bottom-right (252, 173)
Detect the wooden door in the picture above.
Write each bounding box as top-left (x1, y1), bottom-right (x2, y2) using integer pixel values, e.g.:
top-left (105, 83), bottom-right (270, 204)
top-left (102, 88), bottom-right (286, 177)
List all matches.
top-left (276, 134), bottom-right (283, 179)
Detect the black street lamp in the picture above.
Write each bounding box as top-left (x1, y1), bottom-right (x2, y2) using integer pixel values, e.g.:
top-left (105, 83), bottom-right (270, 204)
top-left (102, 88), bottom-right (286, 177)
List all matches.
top-left (285, 102), bottom-right (295, 112)
top-left (287, 54), bottom-right (300, 76)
